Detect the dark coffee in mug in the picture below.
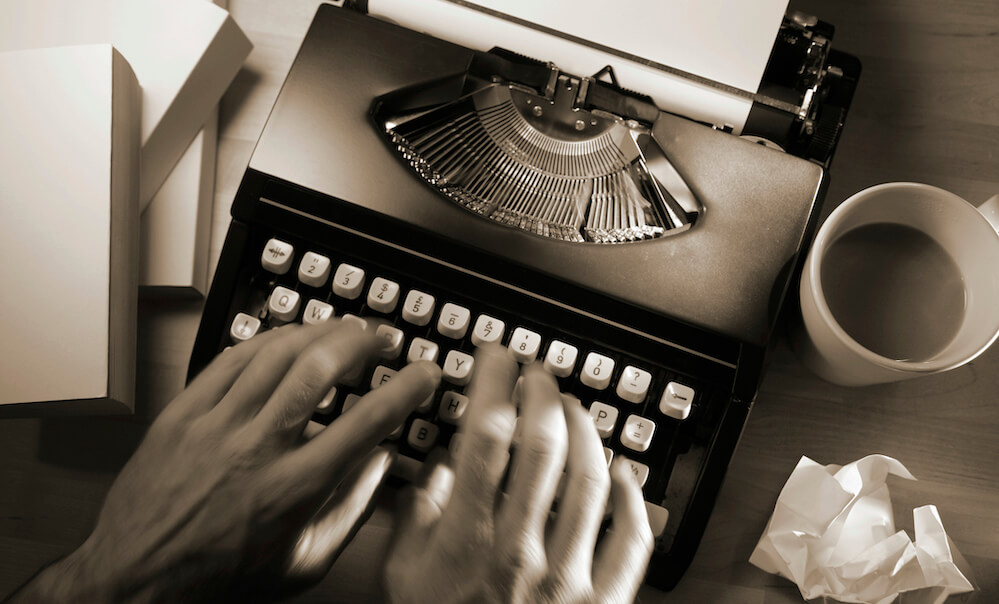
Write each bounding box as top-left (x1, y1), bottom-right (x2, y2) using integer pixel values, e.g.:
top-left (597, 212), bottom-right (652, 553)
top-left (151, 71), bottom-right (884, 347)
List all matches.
top-left (820, 222), bottom-right (967, 361)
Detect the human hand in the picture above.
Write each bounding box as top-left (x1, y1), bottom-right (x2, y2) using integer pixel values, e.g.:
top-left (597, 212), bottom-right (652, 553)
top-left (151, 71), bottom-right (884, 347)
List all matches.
top-left (12, 319), bottom-right (440, 603)
top-left (384, 345), bottom-right (654, 604)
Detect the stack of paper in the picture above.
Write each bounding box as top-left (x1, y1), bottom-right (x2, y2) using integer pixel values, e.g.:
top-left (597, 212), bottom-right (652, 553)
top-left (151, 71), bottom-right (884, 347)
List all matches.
top-left (1, 0), bottom-right (251, 295)
top-left (0, 0), bottom-right (251, 413)
top-left (139, 111), bottom-right (218, 296)
top-left (0, 0), bottom-right (252, 209)
top-left (365, 0), bottom-right (789, 131)
top-left (0, 45), bottom-right (141, 415)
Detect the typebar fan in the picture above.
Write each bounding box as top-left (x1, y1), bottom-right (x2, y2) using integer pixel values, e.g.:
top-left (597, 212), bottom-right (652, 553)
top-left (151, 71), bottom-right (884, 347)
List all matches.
top-left (372, 49), bottom-right (701, 244)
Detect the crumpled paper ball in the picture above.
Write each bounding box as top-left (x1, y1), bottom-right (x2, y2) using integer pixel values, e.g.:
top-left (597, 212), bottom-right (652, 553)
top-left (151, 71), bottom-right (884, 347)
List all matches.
top-left (750, 455), bottom-right (974, 604)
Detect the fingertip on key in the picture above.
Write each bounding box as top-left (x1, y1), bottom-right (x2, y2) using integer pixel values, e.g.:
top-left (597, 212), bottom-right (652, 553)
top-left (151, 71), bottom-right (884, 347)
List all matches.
top-left (409, 359), bottom-right (443, 385)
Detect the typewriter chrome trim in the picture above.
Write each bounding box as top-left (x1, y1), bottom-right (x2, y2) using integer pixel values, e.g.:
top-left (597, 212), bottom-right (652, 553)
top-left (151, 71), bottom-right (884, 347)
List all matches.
top-left (373, 50), bottom-right (701, 244)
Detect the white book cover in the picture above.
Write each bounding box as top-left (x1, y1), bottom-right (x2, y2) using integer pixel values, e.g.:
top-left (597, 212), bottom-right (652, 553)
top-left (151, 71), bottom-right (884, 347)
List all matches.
top-left (138, 0), bottom-right (230, 296)
top-left (0, 0), bottom-right (251, 209)
top-left (139, 110), bottom-right (218, 296)
top-left (0, 44), bottom-right (140, 415)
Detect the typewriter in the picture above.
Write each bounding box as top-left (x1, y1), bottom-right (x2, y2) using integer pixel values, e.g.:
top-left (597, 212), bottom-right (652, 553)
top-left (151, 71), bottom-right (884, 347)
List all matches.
top-left (188, 0), bottom-right (859, 589)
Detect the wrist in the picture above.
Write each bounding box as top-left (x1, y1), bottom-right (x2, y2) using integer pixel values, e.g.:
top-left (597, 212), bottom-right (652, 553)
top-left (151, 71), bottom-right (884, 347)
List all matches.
top-left (9, 541), bottom-right (120, 603)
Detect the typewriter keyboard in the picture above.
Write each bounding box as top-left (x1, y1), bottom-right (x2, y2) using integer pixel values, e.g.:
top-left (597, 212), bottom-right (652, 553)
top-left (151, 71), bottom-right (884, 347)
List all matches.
top-left (223, 235), bottom-right (714, 538)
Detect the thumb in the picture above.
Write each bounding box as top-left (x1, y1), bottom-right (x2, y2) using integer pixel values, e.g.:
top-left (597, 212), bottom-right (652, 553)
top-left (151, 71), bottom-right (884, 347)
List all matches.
top-left (284, 446), bottom-right (395, 584)
top-left (388, 450), bottom-right (454, 567)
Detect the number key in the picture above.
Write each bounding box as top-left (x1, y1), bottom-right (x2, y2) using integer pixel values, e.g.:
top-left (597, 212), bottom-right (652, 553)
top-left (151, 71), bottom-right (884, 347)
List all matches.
top-left (437, 303), bottom-right (471, 339)
top-left (471, 314), bottom-right (505, 346)
top-left (297, 251), bottom-right (331, 287)
top-left (402, 290), bottom-right (435, 326)
top-left (507, 327), bottom-right (541, 363)
top-left (332, 263), bottom-right (365, 299)
top-left (367, 277), bottom-right (400, 313)
top-left (580, 352), bottom-right (614, 390)
top-left (543, 340), bottom-right (578, 377)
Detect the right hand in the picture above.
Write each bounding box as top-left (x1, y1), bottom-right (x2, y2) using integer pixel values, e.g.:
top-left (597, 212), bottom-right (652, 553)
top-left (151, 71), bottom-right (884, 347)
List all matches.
top-left (384, 345), bottom-right (654, 603)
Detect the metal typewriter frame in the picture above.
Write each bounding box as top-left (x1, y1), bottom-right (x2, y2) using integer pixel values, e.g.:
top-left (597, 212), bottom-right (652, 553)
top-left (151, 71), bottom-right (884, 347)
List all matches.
top-left (189, 4), bottom-right (859, 590)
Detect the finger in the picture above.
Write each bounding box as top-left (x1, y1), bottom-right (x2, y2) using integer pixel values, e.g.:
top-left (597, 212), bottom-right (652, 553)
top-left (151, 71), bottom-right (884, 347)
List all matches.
top-left (301, 420), bottom-right (325, 441)
top-left (593, 459), bottom-right (654, 603)
top-left (208, 319), bottom-right (347, 426)
top-left (284, 361), bottom-right (441, 491)
top-left (547, 396), bottom-right (610, 578)
top-left (436, 344), bottom-right (518, 542)
top-left (252, 321), bottom-right (383, 441)
top-left (163, 326), bottom-right (290, 422)
top-left (497, 363), bottom-right (567, 546)
top-left (389, 451), bottom-right (454, 566)
top-left (284, 447), bottom-right (395, 585)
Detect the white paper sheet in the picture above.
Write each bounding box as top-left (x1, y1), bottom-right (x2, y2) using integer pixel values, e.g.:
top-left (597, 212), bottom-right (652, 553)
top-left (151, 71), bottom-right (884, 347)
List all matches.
top-left (465, 0), bottom-right (788, 93)
top-left (750, 455), bottom-right (975, 604)
top-left (366, 0), bottom-right (787, 132)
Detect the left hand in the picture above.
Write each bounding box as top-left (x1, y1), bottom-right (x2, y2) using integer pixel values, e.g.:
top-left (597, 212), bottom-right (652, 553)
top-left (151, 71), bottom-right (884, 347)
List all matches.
top-left (10, 319), bottom-right (441, 603)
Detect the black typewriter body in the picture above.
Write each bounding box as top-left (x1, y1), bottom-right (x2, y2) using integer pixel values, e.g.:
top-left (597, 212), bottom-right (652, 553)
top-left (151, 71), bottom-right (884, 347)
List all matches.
top-left (189, 5), bottom-right (857, 590)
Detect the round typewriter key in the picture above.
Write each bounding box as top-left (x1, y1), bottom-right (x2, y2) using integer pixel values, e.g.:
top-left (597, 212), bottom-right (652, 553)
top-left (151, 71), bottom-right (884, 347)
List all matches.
top-left (298, 251), bottom-right (331, 287)
top-left (402, 290), bottom-right (435, 326)
top-left (621, 414), bottom-right (655, 453)
top-left (507, 327), bottom-right (541, 363)
top-left (407, 337), bottom-right (440, 364)
top-left (436, 303), bottom-right (470, 339)
top-left (375, 324), bottom-right (404, 360)
top-left (267, 286), bottom-right (301, 322)
top-left (332, 263), bottom-right (365, 299)
top-left (471, 314), bottom-right (505, 346)
top-left (616, 365), bottom-right (652, 403)
top-left (302, 299), bottom-right (333, 325)
top-left (588, 401), bottom-right (618, 439)
top-left (580, 352), bottom-right (614, 390)
top-left (261, 238), bottom-right (294, 274)
top-left (367, 277), bottom-right (400, 313)
top-left (230, 312), bottom-right (260, 342)
top-left (543, 340), bottom-right (578, 377)
top-left (659, 381), bottom-right (695, 420)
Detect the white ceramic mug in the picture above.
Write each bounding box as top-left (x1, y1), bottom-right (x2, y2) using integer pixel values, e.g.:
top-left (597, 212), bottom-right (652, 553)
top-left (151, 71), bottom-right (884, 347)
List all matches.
top-left (799, 182), bottom-right (999, 386)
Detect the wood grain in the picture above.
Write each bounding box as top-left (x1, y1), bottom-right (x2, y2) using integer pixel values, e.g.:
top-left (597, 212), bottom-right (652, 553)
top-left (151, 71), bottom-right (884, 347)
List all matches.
top-left (2, 1), bottom-right (997, 601)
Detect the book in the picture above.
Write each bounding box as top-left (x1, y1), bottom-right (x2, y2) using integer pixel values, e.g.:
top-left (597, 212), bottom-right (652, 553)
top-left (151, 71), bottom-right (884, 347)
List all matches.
top-left (138, 0), bottom-right (231, 296)
top-left (0, 44), bottom-right (140, 415)
top-left (139, 104), bottom-right (218, 296)
top-left (0, 0), bottom-right (252, 209)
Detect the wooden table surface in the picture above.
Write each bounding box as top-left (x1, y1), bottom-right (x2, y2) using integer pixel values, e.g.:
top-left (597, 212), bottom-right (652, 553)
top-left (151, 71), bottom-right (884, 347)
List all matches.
top-left (2, 1), bottom-right (997, 602)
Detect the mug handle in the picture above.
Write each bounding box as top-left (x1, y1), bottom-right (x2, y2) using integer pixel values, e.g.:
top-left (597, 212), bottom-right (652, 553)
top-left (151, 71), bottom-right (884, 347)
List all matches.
top-left (978, 194), bottom-right (999, 232)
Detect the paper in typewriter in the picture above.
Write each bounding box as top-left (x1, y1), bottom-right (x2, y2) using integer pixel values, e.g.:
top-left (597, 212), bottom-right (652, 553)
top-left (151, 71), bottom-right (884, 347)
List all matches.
top-left (367, 0), bottom-right (790, 130)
